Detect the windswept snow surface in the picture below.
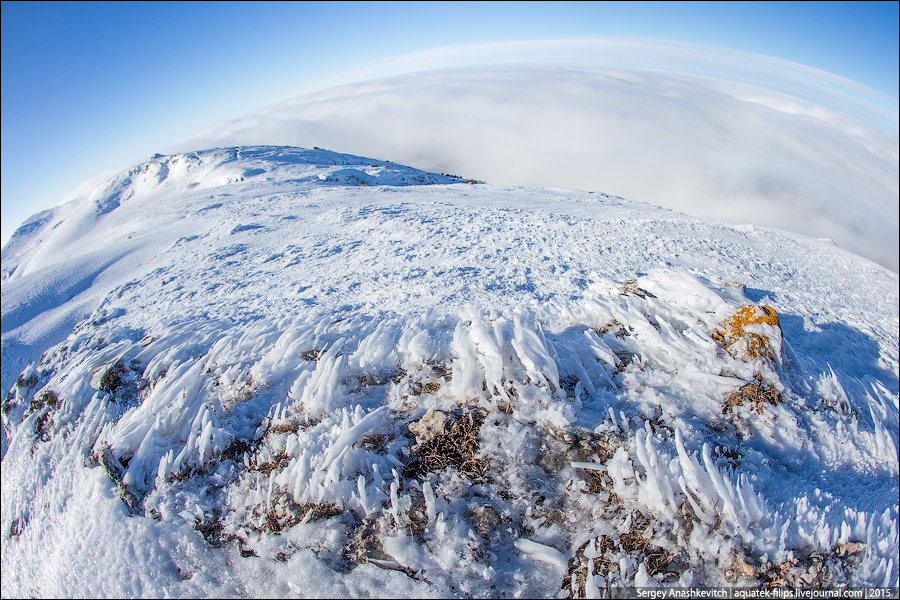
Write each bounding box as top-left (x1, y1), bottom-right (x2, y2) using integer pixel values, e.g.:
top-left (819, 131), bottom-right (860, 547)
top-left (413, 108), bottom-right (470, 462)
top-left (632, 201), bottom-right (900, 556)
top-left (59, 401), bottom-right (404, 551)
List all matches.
top-left (1, 146), bottom-right (897, 598)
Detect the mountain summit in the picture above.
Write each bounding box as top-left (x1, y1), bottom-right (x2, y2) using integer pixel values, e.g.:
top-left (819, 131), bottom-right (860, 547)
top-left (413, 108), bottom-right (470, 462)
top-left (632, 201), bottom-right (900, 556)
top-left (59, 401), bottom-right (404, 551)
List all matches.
top-left (2, 146), bottom-right (897, 597)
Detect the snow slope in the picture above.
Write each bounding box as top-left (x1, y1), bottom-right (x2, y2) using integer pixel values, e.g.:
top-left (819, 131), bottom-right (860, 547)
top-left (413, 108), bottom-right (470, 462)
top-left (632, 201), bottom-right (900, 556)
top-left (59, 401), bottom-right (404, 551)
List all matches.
top-left (1, 146), bottom-right (897, 597)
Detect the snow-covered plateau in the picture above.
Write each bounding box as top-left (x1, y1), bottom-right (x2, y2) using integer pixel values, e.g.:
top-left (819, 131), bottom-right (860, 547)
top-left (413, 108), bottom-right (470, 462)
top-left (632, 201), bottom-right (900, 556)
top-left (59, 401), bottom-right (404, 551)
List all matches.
top-left (1, 146), bottom-right (897, 598)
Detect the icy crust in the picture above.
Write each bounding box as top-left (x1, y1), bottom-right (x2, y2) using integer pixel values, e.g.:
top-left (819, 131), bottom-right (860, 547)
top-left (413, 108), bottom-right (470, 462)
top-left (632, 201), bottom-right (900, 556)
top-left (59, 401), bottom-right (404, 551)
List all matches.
top-left (2, 271), bottom-right (898, 597)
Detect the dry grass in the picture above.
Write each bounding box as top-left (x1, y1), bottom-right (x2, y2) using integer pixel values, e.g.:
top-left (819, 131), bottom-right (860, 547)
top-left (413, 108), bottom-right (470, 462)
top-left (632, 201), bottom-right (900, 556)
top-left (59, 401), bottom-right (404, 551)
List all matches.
top-left (406, 411), bottom-right (487, 480)
top-left (563, 510), bottom-right (676, 597)
top-left (582, 469), bottom-right (612, 494)
top-left (268, 422), bottom-right (301, 434)
top-left (618, 511), bottom-right (651, 552)
top-left (428, 362), bottom-right (453, 380)
top-left (221, 439), bottom-right (252, 462)
top-left (255, 501), bottom-right (342, 534)
top-left (252, 450), bottom-right (290, 475)
top-left (293, 502), bottom-right (342, 522)
top-left (724, 378), bottom-right (782, 416)
top-left (645, 547), bottom-right (677, 576)
top-left (195, 511), bottom-right (233, 547)
top-left (409, 381), bottom-right (442, 396)
top-left (357, 433), bottom-right (386, 452)
top-left (358, 370), bottom-right (405, 388)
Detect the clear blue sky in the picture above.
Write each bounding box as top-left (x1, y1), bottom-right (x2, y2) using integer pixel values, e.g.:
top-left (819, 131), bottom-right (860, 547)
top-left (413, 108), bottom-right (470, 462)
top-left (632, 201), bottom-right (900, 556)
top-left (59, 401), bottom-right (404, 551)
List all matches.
top-left (2, 1), bottom-right (898, 245)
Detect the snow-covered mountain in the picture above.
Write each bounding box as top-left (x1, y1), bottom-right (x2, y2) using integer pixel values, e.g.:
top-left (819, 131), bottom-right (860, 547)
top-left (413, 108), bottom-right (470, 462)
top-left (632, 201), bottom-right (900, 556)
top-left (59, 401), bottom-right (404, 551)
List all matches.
top-left (2, 146), bottom-right (897, 597)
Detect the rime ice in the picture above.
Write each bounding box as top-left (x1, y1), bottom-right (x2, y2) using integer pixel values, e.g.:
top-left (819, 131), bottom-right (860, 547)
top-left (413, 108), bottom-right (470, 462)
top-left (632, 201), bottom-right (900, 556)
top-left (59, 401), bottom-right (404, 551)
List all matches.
top-left (1, 146), bottom-right (897, 597)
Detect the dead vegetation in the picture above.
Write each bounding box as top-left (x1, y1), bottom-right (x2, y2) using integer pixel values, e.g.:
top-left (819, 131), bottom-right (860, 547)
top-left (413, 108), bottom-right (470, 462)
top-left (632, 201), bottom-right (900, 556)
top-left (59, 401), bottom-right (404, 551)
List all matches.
top-left (405, 410), bottom-right (488, 480)
top-left (428, 361), bottom-right (453, 380)
top-left (288, 502), bottom-right (342, 525)
top-left (594, 320), bottom-right (637, 371)
top-left (538, 427), bottom-right (626, 477)
top-left (726, 541), bottom-right (865, 588)
top-left (15, 372), bottom-right (39, 389)
top-left (249, 489), bottom-right (343, 534)
top-left (97, 359), bottom-right (145, 406)
top-left (723, 376), bottom-right (782, 416)
top-left (356, 433), bottom-right (386, 452)
top-left (250, 449), bottom-right (290, 475)
top-left (267, 422), bottom-right (301, 434)
top-left (195, 510), bottom-right (233, 547)
top-left (99, 361), bottom-right (129, 393)
top-left (301, 349), bottom-right (323, 362)
top-left (221, 438), bottom-right (253, 462)
top-left (22, 389), bottom-right (61, 442)
top-left (357, 370), bottom-right (405, 389)
top-left (346, 517), bottom-right (394, 564)
top-left (563, 511), bottom-right (678, 597)
top-left (409, 380), bottom-right (442, 396)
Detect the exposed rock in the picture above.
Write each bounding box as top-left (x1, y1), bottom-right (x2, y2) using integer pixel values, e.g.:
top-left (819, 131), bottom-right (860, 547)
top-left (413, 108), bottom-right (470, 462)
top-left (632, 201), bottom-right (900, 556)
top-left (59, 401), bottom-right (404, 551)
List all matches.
top-left (469, 504), bottom-right (501, 538)
top-left (620, 280), bottom-right (656, 298)
top-left (409, 409), bottom-right (450, 442)
top-left (96, 446), bottom-right (141, 514)
top-left (836, 541), bottom-right (864, 558)
top-left (539, 428), bottom-right (626, 475)
top-left (347, 517), bottom-right (393, 564)
top-left (712, 305), bottom-right (782, 363)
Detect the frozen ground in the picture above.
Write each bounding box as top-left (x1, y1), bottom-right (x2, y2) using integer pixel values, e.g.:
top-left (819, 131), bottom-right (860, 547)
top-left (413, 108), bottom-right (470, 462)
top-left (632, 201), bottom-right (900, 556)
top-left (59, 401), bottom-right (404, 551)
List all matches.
top-left (1, 146), bottom-right (897, 597)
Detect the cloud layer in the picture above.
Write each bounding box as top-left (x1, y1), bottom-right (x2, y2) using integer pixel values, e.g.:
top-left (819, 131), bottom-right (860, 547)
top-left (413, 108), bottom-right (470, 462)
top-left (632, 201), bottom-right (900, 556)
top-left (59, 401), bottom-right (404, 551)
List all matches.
top-left (287, 39), bottom-right (898, 131)
top-left (174, 65), bottom-right (899, 271)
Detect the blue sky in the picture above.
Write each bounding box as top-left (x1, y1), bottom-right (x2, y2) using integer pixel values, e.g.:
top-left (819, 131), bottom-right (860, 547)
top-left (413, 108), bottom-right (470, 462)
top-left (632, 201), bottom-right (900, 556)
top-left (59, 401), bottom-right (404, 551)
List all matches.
top-left (2, 1), bottom-right (898, 248)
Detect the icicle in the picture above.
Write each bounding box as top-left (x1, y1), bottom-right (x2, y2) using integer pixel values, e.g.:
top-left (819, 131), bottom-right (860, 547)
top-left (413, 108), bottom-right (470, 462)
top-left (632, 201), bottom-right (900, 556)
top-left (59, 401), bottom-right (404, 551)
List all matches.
top-left (157, 449), bottom-right (173, 481)
top-left (423, 480), bottom-right (436, 523)
top-left (390, 480), bottom-right (400, 523)
top-left (701, 442), bottom-right (740, 530)
top-left (435, 511), bottom-right (447, 538)
top-left (298, 507), bottom-right (314, 527)
top-left (513, 538), bottom-right (568, 570)
top-left (373, 463), bottom-right (384, 492)
top-left (882, 558), bottom-right (895, 588)
top-left (585, 558), bottom-right (599, 598)
top-left (266, 472), bottom-right (275, 509)
top-left (292, 451), bottom-right (310, 502)
top-left (358, 476), bottom-right (370, 516)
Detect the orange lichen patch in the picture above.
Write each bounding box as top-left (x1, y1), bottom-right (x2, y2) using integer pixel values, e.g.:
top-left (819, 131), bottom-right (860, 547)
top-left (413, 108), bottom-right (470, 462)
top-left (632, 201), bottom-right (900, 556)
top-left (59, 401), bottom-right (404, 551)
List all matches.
top-left (712, 305), bottom-right (781, 362)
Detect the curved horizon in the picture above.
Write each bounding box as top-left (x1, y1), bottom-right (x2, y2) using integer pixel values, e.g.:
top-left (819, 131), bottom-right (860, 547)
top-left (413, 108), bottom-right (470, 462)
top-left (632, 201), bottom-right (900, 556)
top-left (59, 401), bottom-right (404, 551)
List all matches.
top-left (170, 48), bottom-right (899, 272)
top-left (4, 36), bottom-right (898, 273)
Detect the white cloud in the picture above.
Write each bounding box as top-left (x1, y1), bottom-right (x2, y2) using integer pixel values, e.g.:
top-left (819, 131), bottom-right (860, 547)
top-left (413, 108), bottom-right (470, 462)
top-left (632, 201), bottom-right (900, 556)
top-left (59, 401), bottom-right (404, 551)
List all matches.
top-left (275, 39), bottom-right (899, 132)
top-left (173, 65), bottom-right (899, 272)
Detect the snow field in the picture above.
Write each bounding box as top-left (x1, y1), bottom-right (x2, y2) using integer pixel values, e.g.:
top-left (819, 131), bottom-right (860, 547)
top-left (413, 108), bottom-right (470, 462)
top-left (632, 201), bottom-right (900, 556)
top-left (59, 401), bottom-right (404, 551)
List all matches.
top-left (1, 147), bottom-right (897, 597)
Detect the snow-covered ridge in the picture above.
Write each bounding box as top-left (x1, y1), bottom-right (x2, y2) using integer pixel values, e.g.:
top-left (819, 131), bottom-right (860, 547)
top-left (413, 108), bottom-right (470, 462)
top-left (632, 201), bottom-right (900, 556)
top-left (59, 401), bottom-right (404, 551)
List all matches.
top-left (2, 146), bottom-right (462, 282)
top-left (1, 147), bottom-right (897, 597)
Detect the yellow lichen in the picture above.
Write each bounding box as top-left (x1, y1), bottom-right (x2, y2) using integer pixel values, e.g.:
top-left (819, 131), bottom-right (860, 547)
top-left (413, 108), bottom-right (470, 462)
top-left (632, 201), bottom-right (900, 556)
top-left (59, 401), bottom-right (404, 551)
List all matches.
top-left (712, 305), bottom-right (781, 362)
